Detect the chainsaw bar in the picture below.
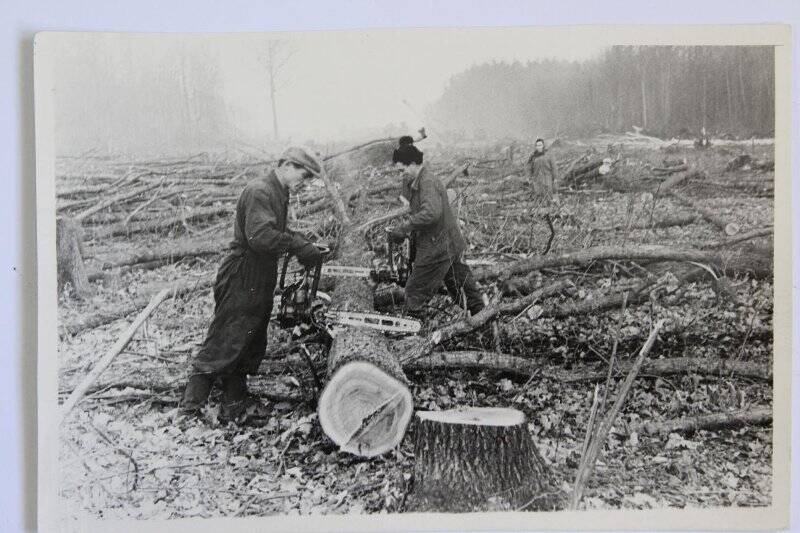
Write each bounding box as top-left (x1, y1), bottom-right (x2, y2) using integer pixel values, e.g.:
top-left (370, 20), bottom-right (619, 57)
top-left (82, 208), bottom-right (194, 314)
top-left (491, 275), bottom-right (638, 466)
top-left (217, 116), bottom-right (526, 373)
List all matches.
top-left (321, 265), bottom-right (373, 279)
top-left (324, 310), bottom-right (421, 334)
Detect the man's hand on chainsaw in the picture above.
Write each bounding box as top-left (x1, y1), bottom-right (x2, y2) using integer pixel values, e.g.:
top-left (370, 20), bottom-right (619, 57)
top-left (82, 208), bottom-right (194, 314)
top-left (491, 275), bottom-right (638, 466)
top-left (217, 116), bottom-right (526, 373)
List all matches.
top-left (296, 242), bottom-right (322, 268)
top-left (387, 227), bottom-right (407, 244)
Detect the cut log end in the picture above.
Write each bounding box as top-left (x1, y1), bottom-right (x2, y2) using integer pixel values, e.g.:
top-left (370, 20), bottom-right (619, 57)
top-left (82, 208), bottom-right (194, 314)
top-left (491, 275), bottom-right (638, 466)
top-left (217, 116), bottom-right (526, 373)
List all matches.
top-left (407, 407), bottom-right (563, 513)
top-left (318, 361), bottom-right (414, 457)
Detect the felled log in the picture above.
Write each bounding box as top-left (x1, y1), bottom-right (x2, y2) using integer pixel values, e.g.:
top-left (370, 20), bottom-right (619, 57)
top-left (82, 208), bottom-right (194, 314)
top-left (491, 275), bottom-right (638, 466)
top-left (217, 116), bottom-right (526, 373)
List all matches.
top-left (568, 159), bottom-right (614, 184)
top-left (564, 158), bottom-right (604, 181)
top-left (86, 205), bottom-right (232, 240)
top-left (405, 408), bottom-right (560, 512)
top-left (56, 216), bottom-right (91, 298)
top-left (100, 239), bottom-right (228, 269)
top-left (593, 212), bottom-right (703, 233)
top-left (72, 181), bottom-right (162, 221)
top-left (476, 243), bottom-right (772, 282)
top-left (400, 281), bottom-right (572, 363)
top-left (668, 190), bottom-right (740, 235)
top-left (316, 232), bottom-right (414, 457)
top-left (651, 164), bottom-right (688, 175)
top-left (403, 351), bottom-right (771, 382)
top-left (704, 227), bottom-right (773, 249)
top-left (636, 408), bottom-right (772, 436)
top-left (57, 183), bottom-right (110, 199)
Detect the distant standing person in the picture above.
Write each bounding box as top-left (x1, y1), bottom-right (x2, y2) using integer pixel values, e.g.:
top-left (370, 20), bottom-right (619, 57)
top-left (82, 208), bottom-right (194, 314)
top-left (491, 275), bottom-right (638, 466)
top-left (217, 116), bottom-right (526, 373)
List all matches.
top-left (388, 137), bottom-right (485, 319)
top-left (526, 138), bottom-right (559, 200)
top-left (178, 147), bottom-right (323, 426)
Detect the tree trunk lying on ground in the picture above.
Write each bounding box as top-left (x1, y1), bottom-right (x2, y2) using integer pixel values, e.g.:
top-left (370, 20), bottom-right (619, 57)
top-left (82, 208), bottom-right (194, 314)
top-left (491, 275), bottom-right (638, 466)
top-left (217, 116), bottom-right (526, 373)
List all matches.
top-left (315, 167), bottom-right (415, 457)
top-left (475, 243), bottom-right (773, 282)
top-left (595, 213), bottom-right (700, 232)
top-left (402, 351), bottom-right (772, 382)
top-left (668, 189), bottom-right (740, 235)
top-left (99, 239), bottom-right (228, 269)
top-left (85, 205), bottom-right (233, 240)
top-left (64, 348), bottom-right (773, 401)
top-left (406, 407), bottom-right (561, 512)
top-left (634, 408), bottom-right (772, 436)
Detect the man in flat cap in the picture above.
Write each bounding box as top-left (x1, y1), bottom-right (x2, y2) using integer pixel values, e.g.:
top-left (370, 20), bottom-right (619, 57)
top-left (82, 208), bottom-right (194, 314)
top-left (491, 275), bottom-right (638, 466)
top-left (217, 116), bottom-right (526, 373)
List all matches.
top-left (178, 146), bottom-right (323, 426)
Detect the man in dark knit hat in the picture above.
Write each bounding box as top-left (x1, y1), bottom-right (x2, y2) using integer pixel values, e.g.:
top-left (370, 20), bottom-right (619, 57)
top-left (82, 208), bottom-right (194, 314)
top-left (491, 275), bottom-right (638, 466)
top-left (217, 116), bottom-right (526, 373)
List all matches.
top-left (392, 135), bottom-right (423, 166)
top-left (388, 137), bottom-right (485, 319)
top-left (178, 146), bottom-right (323, 425)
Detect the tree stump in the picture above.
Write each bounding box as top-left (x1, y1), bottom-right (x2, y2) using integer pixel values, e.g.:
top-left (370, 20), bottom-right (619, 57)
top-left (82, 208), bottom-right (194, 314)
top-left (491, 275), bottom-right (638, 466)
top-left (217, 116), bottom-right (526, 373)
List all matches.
top-left (406, 407), bottom-right (562, 513)
top-left (56, 216), bottom-right (91, 298)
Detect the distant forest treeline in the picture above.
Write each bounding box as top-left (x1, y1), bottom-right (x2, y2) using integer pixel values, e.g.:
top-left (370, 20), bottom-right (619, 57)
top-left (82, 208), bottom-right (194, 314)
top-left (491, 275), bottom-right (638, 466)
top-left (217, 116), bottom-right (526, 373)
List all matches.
top-left (426, 46), bottom-right (775, 140)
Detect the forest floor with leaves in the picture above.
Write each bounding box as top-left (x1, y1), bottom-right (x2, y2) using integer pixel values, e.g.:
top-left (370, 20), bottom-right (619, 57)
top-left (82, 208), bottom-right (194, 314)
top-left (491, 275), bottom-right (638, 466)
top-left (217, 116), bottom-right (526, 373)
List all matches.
top-left (56, 138), bottom-right (774, 521)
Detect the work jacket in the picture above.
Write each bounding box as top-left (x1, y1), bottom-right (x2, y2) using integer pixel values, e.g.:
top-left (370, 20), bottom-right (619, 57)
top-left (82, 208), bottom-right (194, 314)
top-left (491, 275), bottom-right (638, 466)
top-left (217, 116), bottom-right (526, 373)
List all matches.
top-left (526, 150), bottom-right (559, 196)
top-left (230, 169), bottom-right (305, 262)
top-left (400, 165), bottom-right (466, 266)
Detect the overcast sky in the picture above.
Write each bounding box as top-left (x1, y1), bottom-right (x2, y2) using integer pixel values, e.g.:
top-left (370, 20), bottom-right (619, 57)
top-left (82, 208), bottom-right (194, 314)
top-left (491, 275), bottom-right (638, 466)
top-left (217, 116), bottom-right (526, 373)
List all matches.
top-left (50, 28), bottom-right (611, 156)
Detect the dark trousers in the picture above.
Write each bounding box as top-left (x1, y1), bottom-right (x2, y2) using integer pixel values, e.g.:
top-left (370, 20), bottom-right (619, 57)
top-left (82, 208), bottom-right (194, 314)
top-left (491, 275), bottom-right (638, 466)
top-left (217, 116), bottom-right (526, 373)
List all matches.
top-left (404, 254), bottom-right (484, 316)
top-left (181, 250), bottom-right (277, 412)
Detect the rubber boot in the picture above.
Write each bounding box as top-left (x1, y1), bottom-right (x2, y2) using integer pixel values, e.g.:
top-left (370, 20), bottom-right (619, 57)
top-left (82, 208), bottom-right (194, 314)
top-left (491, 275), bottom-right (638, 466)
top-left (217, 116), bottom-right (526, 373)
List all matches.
top-left (178, 372), bottom-right (214, 416)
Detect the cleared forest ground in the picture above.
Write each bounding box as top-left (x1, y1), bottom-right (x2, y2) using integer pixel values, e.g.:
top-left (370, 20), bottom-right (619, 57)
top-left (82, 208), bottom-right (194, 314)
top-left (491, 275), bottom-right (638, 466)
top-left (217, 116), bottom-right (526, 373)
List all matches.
top-left (55, 137), bottom-right (774, 519)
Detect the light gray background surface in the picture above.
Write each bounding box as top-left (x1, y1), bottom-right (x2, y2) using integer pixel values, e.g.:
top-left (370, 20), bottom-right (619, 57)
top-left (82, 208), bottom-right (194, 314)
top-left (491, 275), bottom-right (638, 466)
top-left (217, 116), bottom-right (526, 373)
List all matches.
top-left (2, 1), bottom-right (798, 531)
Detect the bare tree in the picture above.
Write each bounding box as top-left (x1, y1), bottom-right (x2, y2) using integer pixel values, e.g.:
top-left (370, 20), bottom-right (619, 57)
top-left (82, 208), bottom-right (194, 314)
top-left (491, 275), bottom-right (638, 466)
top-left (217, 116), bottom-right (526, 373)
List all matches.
top-left (264, 40), bottom-right (294, 141)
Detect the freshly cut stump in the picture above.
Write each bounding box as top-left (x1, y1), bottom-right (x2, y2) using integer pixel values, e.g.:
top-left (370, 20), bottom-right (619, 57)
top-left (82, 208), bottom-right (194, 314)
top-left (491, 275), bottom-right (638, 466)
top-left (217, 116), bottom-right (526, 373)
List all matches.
top-left (406, 407), bottom-right (561, 513)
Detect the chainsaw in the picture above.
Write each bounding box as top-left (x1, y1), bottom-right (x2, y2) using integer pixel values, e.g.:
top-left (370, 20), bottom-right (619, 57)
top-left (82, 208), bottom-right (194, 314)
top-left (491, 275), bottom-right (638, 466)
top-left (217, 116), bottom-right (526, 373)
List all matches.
top-left (274, 242), bottom-right (420, 339)
top-left (321, 233), bottom-right (411, 286)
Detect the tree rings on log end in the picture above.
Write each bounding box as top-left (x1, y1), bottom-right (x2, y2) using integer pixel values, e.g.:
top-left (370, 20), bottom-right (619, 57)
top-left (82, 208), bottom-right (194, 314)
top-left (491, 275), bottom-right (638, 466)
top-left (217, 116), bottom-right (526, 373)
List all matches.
top-left (317, 361), bottom-right (414, 458)
top-left (407, 407), bottom-right (564, 513)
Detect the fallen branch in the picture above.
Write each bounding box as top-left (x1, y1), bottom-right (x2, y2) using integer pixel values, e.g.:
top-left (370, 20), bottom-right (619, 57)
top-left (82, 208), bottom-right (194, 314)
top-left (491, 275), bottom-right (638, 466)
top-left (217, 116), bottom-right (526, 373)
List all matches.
top-left (74, 181), bottom-right (163, 221)
top-left (595, 213), bottom-right (700, 232)
top-left (635, 408), bottom-right (772, 436)
top-left (60, 289), bottom-right (170, 421)
top-left (570, 319), bottom-right (665, 510)
top-left (86, 205), bottom-right (233, 240)
top-left (400, 281), bottom-right (572, 364)
top-left (668, 189), bottom-right (740, 235)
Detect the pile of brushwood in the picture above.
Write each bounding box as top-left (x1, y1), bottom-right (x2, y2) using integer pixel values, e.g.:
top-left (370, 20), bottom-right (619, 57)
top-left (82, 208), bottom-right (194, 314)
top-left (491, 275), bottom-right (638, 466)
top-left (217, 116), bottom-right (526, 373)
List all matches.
top-left (57, 137), bottom-right (774, 519)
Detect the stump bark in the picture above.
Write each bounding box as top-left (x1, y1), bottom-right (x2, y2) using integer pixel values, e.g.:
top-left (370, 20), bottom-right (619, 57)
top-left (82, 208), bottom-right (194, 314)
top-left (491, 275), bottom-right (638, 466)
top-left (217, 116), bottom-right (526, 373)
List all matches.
top-left (406, 407), bottom-right (561, 513)
top-left (56, 216), bottom-right (91, 298)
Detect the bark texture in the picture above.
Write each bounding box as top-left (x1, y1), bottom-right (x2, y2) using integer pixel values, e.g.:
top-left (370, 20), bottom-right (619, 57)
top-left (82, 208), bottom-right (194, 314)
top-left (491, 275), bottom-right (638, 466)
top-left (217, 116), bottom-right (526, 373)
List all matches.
top-left (406, 408), bottom-right (562, 512)
top-left (57, 216), bottom-right (91, 298)
top-left (317, 229), bottom-right (414, 457)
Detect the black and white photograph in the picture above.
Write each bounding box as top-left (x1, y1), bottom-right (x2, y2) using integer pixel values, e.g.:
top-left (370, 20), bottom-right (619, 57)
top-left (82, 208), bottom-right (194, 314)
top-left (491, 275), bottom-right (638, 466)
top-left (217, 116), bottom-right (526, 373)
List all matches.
top-left (34, 26), bottom-right (791, 531)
